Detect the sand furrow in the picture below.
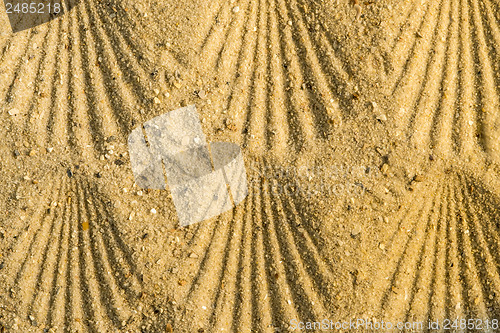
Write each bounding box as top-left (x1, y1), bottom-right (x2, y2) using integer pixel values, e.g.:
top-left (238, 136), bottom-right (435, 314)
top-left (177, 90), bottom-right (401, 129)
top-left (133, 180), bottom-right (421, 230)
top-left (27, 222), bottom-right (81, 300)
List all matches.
top-left (0, 171), bottom-right (141, 331)
top-left (370, 169), bottom-right (500, 323)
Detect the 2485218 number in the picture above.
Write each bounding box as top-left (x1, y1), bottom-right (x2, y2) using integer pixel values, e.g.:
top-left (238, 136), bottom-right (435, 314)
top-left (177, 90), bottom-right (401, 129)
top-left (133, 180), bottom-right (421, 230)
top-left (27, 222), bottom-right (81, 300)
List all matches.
top-left (5, 2), bottom-right (61, 14)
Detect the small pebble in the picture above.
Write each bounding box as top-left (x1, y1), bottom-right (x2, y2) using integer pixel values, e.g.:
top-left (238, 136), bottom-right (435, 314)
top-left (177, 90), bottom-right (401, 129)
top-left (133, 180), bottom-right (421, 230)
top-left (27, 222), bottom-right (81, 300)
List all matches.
top-left (354, 4), bottom-right (362, 20)
top-left (151, 208), bottom-right (157, 214)
top-left (8, 108), bottom-right (19, 116)
top-left (413, 174), bottom-right (425, 182)
top-left (233, 6), bottom-right (239, 13)
top-left (198, 89), bottom-right (206, 99)
top-left (351, 225), bottom-right (362, 236)
top-left (380, 163), bottom-right (389, 175)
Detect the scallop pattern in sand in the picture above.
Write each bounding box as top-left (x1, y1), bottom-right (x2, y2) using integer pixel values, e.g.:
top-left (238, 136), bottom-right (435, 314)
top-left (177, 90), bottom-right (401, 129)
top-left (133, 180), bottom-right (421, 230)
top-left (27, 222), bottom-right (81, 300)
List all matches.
top-left (384, 0), bottom-right (500, 164)
top-left (368, 169), bottom-right (500, 323)
top-left (168, 159), bottom-right (347, 332)
top-left (2, 0), bottom-right (500, 331)
top-left (192, 0), bottom-right (355, 156)
top-left (0, 172), bottom-right (143, 331)
top-left (0, 0), bottom-right (355, 331)
top-left (0, 0), bottom-right (179, 157)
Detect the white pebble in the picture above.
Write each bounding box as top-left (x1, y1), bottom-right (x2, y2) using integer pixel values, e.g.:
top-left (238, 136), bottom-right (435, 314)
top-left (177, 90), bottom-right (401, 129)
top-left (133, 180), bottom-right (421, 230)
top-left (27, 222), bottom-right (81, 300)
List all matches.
top-left (151, 208), bottom-right (157, 214)
top-left (233, 6), bottom-right (239, 13)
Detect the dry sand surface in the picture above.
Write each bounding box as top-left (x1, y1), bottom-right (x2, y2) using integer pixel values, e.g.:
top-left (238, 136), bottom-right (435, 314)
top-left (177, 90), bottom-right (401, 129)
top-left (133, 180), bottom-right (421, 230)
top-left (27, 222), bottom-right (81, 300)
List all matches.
top-left (0, 0), bottom-right (500, 331)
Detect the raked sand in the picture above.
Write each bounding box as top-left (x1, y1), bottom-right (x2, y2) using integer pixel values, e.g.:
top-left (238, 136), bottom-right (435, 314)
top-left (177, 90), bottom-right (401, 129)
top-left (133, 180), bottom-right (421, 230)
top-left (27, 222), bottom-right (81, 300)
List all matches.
top-left (0, 0), bottom-right (500, 331)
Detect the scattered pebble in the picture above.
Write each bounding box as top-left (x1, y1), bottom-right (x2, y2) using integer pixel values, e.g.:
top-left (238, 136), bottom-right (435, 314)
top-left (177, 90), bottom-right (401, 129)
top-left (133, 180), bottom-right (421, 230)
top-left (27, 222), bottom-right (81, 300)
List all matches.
top-left (198, 89), bottom-right (206, 99)
top-left (8, 108), bottom-right (19, 116)
top-left (233, 6), bottom-right (240, 13)
top-left (354, 4), bottom-right (362, 20)
top-left (151, 208), bottom-right (157, 214)
top-left (154, 97), bottom-right (161, 104)
top-left (380, 163), bottom-right (389, 175)
top-left (413, 174), bottom-right (425, 182)
top-left (377, 114), bottom-right (387, 122)
top-left (351, 225), bottom-right (362, 236)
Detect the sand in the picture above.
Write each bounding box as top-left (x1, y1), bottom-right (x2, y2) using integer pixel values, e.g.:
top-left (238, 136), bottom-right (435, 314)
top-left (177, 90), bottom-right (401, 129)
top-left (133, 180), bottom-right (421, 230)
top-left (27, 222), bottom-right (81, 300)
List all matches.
top-left (0, 0), bottom-right (499, 331)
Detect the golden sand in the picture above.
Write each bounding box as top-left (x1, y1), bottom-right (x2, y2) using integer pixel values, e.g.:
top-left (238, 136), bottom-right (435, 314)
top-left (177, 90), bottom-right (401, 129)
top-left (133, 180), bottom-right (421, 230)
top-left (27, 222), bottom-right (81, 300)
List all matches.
top-left (0, 0), bottom-right (499, 331)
